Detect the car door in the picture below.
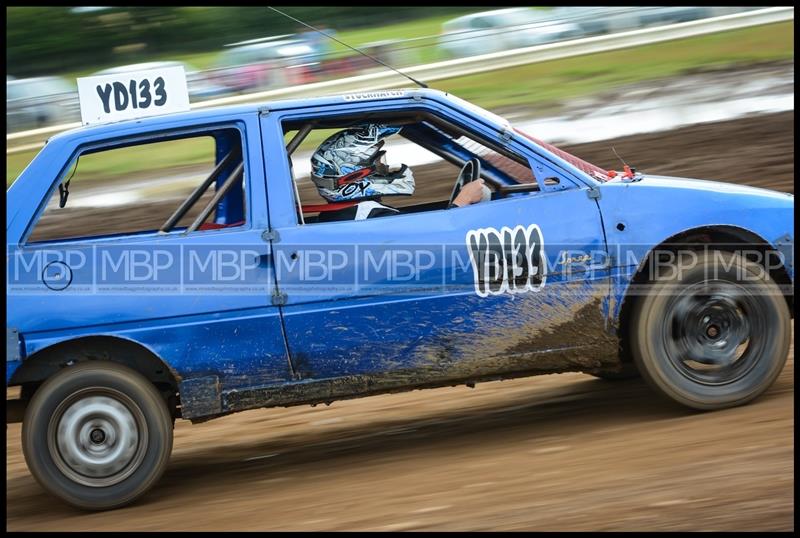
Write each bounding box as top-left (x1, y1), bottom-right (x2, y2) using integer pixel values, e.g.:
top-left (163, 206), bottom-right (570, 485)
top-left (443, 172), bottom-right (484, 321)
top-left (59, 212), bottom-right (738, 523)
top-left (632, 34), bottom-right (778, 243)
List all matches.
top-left (7, 114), bottom-right (291, 393)
top-left (262, 100), bottom-right (613, 385)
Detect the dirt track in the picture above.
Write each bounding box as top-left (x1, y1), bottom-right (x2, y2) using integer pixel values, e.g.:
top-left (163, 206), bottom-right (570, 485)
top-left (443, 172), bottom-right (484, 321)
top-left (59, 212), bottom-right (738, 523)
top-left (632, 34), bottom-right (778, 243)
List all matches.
top-left (6, 112), bottom-right (794, 531)
top-left (566, 111), bottom-right (794, 194)
top-left (6, 343), bottom-right (794, 531)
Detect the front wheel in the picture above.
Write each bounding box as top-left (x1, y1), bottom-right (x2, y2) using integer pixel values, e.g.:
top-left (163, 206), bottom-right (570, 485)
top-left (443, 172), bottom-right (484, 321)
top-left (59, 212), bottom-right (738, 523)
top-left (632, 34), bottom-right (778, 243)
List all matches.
top-left (22, 361), bottom-right (173, 510)
top-left (630, 249), bottom-right (790, 410)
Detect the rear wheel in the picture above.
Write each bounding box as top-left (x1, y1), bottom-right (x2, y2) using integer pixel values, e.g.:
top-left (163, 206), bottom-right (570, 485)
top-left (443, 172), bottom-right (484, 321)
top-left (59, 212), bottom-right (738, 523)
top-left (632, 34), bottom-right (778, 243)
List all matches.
top-left (22, 361), bottom-right (173, 510)
top-left (630, 250), bottom-right (790, 410)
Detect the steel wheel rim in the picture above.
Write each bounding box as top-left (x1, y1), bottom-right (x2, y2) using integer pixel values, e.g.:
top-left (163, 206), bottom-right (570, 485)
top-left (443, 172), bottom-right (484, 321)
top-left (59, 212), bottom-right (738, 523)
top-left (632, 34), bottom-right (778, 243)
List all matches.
top-left (47, 387), bottom-right (148, 488)
top-left (660, 279), bottom-right (765, 386)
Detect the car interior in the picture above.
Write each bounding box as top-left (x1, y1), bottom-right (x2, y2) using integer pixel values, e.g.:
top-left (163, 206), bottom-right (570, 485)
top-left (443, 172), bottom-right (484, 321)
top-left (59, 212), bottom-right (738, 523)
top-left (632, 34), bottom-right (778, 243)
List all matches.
top-left (157, 129), bottom-right (246, 235)
top-left (281, 110), bottom-right (547, 225)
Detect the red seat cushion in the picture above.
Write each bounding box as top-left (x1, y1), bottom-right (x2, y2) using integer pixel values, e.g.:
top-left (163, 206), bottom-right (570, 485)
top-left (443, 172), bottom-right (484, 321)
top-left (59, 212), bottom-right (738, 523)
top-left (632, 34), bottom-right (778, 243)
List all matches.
top-left (198, 220), bottom-right (245, 231)
top-left (303, 201), bottom-right (358, 213)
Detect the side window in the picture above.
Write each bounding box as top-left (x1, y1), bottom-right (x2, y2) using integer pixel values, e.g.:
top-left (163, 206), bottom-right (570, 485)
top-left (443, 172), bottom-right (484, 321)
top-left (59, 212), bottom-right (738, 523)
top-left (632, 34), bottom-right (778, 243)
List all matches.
top-left (447, 133), bottom-right (537, 185)
top-left (27, 128), bottom-right (246, 243)
top-left (281, 113), bottom-right (539, 225)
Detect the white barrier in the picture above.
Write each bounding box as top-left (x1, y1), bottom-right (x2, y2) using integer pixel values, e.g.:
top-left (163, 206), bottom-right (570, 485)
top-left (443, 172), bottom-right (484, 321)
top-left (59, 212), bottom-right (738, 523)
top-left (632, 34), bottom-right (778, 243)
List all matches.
top-left (7, 6), bottom-right (793, 155)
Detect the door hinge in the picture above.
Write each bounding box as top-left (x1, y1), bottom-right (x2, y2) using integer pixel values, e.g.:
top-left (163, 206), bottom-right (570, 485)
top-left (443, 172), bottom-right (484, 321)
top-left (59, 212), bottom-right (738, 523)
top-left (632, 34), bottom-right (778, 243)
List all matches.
top-left (500, 128), bottom-right (513, 142)
top-left (261, 229), bottom-right (280, 242)
top-left (586, 187), bottom-right (601, 200)
top-left (258, 107), bottom-right (270, 116)
top-left (271, 290), bottom-right (288, 306)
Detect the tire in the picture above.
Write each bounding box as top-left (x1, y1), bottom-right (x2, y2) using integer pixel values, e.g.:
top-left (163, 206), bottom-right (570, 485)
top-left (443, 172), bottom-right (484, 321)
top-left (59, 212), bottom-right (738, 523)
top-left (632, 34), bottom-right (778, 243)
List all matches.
top-left (588, 362), bottom-right (641, 381)
top-left (630, 249), bottom-right (790, 410)
top-left (22, 361), bottom-right (173, 510)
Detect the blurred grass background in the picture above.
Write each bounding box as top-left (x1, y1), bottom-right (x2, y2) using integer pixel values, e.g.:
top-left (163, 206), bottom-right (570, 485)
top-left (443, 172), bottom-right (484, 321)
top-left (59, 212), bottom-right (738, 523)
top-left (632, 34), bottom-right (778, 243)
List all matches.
top-left (436, 21), bottom-right (793, 112)
top-left (58, 13), bottom-right (466, 80)
top-left (8, 7), bottom-right (479, 78)
top-left (7, 21), bottom-right (793, 185)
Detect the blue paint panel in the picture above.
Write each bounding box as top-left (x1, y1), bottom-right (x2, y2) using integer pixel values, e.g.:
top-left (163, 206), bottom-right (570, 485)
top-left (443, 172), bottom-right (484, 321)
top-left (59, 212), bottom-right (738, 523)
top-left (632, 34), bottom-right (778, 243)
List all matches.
top-left (282, 278), bottom-right (611, 379)
top-left (7, 361), bottom-right (23, 384)
top-left (18, 308), bottom-right (290, 389)
top-left (599, 176), bottom-right (795, 321)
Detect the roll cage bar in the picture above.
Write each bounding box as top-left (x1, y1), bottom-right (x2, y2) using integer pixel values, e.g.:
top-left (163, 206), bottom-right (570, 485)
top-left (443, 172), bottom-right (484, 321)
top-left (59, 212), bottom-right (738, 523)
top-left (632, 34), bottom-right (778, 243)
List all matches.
top-left (159, 147), bottom-right (243, 234)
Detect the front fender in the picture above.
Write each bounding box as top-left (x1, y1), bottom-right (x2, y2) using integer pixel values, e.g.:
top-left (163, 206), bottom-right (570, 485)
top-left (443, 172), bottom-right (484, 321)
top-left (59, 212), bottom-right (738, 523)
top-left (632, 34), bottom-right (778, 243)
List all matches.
top-left (597, 176), bottom-right (794, 324)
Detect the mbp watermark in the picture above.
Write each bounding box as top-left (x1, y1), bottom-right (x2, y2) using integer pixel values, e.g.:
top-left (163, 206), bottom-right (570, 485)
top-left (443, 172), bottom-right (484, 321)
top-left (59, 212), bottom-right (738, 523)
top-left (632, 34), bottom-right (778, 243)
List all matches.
top-left (6, 241), bottom-right (793, 298)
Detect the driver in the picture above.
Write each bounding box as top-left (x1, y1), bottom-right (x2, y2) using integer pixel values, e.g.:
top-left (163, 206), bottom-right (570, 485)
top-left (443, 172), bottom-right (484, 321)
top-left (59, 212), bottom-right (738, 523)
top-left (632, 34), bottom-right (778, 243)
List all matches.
top-left (310, 124), bottom-right (487, 222)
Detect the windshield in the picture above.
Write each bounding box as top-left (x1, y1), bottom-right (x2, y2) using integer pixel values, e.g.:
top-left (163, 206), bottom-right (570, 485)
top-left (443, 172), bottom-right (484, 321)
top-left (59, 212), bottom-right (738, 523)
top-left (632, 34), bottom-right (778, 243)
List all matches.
top-left (443, 93), bottom-right (608, 181)
top-left (515, 128), bottom-right (609, 181)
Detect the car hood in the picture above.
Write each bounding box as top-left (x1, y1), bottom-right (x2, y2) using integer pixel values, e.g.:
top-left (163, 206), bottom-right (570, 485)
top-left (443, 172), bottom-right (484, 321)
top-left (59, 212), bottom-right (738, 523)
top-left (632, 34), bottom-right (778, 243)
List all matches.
top-left (619, 174), bottom-right (793, 202)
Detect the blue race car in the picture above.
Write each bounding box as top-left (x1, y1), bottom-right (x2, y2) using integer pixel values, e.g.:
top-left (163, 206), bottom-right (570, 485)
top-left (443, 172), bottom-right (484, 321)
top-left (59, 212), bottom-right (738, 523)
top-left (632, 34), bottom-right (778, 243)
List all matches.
top-left (6, 88), bottom-right (794, 510)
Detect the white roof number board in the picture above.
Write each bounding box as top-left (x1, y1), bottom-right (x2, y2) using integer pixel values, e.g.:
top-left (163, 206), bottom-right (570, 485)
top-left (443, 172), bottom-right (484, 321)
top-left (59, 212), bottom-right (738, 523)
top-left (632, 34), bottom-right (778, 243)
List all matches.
top-left (77, 65), bottom-right (190, 126)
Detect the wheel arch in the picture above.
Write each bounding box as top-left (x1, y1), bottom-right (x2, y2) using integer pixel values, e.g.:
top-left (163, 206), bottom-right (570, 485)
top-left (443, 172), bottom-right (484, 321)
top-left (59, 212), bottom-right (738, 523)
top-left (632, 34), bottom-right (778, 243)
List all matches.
top-left (9, 335), bottom-right (180, 410)
top-left (615, 224), bottom-right (794, 364)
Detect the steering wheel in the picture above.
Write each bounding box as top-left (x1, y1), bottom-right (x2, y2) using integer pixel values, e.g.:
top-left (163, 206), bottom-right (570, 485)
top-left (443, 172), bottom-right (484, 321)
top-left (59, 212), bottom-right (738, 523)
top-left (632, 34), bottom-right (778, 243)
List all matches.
top-left (448, 158), bottom-right (481, 208)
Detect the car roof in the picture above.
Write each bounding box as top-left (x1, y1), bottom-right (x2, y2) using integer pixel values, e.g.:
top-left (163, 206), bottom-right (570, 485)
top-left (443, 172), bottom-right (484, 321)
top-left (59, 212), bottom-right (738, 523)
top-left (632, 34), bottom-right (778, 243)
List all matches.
top-left (48, 88), bottom-right (509, 143)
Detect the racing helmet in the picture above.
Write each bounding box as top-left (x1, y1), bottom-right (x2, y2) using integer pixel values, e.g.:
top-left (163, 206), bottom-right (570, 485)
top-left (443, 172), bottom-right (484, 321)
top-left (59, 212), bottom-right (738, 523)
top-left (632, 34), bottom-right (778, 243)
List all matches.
top-left (310, 124), bottom-right (415, 202)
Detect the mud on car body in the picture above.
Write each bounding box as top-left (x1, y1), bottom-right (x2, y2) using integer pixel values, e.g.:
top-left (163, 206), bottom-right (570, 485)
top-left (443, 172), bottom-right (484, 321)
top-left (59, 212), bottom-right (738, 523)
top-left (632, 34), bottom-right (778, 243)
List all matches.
top-left (6, 88), bottom-right (794, 510)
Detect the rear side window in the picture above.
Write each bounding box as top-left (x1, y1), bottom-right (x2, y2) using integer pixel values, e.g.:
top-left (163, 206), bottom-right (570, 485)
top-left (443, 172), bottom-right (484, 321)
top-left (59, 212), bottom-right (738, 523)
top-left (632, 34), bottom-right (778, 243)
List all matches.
top-left (27, 128), bottom-right (247, 243)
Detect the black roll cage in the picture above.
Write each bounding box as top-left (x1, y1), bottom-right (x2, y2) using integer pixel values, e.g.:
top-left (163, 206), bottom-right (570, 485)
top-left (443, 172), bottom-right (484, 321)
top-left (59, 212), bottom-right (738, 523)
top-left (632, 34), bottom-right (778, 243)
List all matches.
top-left (159, 146), bottom-right (243, 234)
